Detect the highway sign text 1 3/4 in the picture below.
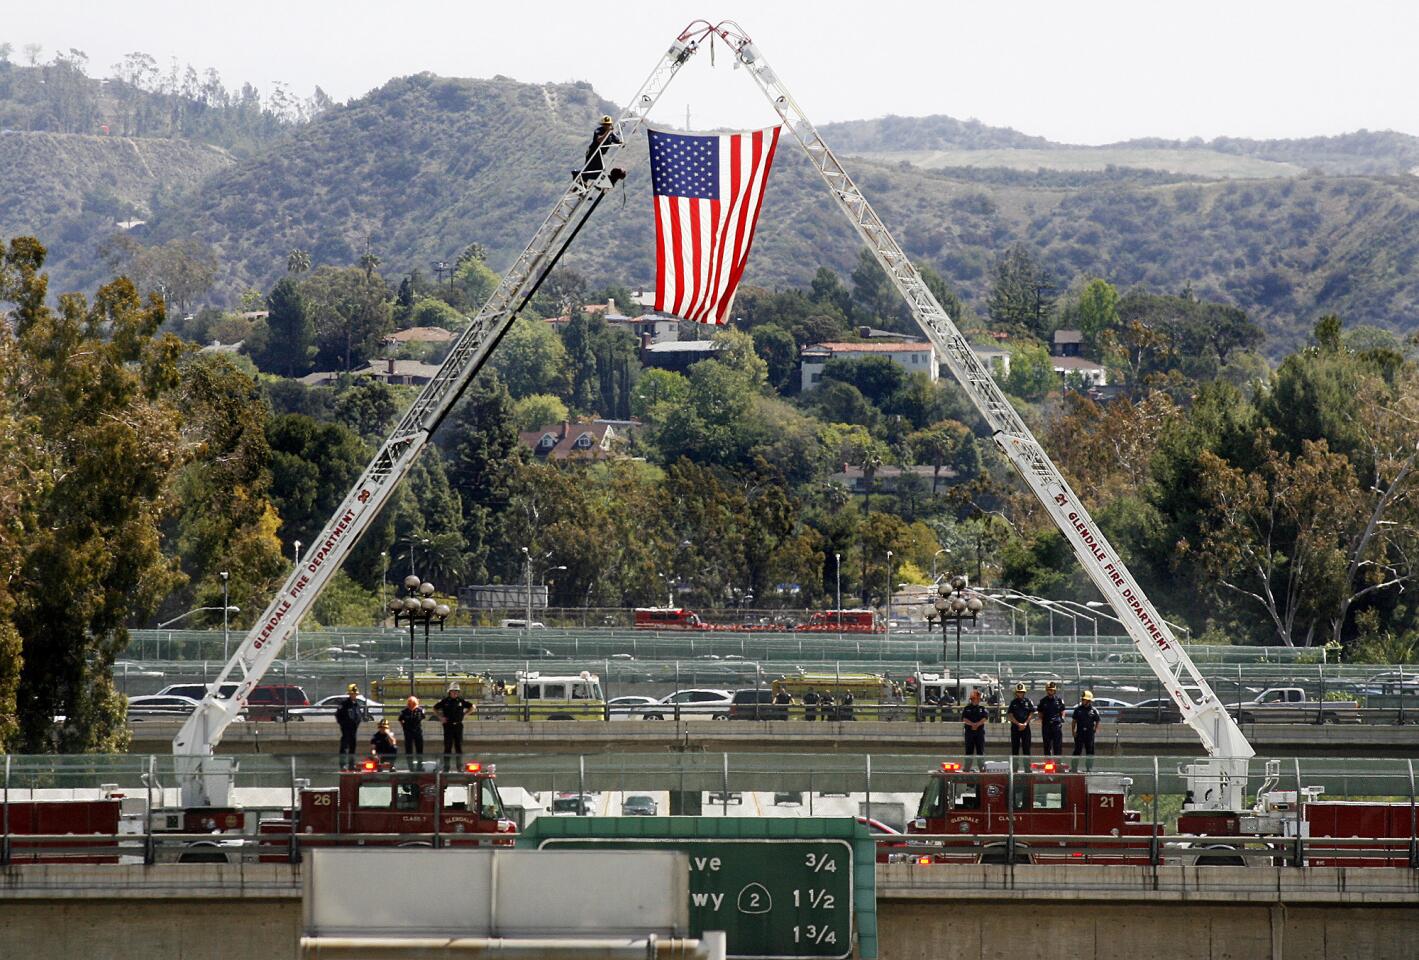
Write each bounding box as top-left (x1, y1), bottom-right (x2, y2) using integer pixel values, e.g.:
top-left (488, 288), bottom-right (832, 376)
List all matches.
top-left (537, 838), bottom-right (853, 959)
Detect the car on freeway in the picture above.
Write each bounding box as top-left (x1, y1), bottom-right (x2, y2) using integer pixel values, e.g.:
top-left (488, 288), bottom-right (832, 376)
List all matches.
top-left (551, 793), bottom-right (595, 815)
top-left (1359, 671), bottom-right (1419, 696)
top-left (773, 791), bottom-right (803, 805)
top-left (705, 790), bottom-right (742, 804)
top-left (125, 694), bottom-right (202, 720)
top-left (518, 647), bottom-right (560, 659)
top-left (114, 660), bottom-right (164, 678)
top-left (1087, 696), bottom-right (1133, 719)
top-left (1118, 697), bottom-right (1181, 723)
top-left (621, 794), bottom-right (659, 816)
top-left (245, 684), bottom-right (312, 721)
top-left (607, 695), bottom-right (658, 720)
top-left (157, 682), bottom-right (239, 701)
top-left (643, 688), bottom-right (733, 720)
top-left (289, 694), bottom-right (383, 721)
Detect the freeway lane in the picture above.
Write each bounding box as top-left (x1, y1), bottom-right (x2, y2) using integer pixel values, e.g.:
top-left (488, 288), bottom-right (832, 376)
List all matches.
top-left (125, 717), bottom-right (1419, 757)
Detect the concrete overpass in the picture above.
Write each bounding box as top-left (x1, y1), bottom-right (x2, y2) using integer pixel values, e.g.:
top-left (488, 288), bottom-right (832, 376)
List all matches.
top-left (4, 862), bottom-right (1414, 960)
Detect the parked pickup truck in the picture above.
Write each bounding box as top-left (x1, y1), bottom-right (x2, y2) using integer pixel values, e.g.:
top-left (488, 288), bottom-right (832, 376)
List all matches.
top-left (1237, 687), bottom-right (1361, 724)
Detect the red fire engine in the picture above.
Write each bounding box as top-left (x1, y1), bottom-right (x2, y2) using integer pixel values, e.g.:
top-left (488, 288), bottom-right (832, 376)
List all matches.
top-left (908, 761), bottom-right (1158, 864)
top-left (633, 607), bottom-right (706, 630)
top-left (257, 760), bottom-right (516, 860)
top-left (796, 609), bottom-right (884, 633)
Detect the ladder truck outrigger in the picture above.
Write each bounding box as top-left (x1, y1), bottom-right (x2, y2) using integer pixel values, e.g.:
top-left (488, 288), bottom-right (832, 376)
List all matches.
top-left (173, 20), bottom-right (1383, 857)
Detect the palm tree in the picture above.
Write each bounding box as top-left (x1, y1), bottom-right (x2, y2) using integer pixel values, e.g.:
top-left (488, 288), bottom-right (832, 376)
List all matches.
top-left (287, 248), bottom-right (311, 275)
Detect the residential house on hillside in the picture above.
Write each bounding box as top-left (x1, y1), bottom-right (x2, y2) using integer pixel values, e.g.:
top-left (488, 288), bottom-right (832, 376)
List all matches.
top-left (799, 341), bottom-right (938, 392)
top-left (302, 357), bottom-right (443, 387)
top-left (1051, 355), bottom-right (1107, 387)
top-left (972, 345), bottom-right (1011, 377)
top-left (830, 463), bottom-right (947, 494)
top-left (640, 336), bottom-right (719, 373)
top-left (383, 326), bottom-right (457, 348)
top-left (518, 420), bottom-right (623, 462)
top-left (1052, 329), bottom-right (1083, 357)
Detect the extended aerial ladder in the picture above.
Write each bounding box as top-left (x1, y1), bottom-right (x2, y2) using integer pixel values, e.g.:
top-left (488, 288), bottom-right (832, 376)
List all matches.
top-left (177, 19), bottom-right (1254, 811)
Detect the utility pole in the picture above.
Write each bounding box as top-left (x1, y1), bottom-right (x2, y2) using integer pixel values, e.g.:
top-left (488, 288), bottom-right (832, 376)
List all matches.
top-left (522, 546), bottom-right (532, 629)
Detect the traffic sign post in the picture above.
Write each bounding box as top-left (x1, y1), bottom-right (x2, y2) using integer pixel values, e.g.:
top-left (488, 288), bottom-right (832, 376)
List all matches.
top-left (519, 818), bottom-right (877, 960)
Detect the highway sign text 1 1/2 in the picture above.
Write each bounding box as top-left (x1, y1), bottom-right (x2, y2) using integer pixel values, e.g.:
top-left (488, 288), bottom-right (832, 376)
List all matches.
top-left (538, 838), bottom-right (854, 959)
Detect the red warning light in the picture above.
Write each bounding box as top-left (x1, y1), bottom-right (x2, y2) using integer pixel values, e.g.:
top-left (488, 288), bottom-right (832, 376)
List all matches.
top-left (940, 762), bottom-right (963, 772)
top-left (1031, 761), bottom-right (1059, 773)
top-left (464, 762), bottom-right (482, 773)
top-left (360, 759), bottom-right (378, 772)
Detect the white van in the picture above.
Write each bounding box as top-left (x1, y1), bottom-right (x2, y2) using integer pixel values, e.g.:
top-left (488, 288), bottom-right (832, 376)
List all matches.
top-left (499, 619), bottom-right (546, 630)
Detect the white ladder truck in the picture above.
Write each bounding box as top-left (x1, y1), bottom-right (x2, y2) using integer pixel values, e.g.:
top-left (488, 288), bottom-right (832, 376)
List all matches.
top-left (175, 19), bottom-right (1254, 814)
top-left (173, 28), bottom-right (712, 806)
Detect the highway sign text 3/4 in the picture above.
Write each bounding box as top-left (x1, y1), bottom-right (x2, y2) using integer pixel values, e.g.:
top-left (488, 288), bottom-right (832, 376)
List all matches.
top-left (538, 838), bottom-right (854, 959)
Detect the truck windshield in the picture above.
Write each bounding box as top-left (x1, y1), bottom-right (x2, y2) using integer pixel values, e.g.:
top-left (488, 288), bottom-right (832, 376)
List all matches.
top-left (479, 779), bottom-right (505, 820)
top-left (916, 776), bottom-right (946, 819)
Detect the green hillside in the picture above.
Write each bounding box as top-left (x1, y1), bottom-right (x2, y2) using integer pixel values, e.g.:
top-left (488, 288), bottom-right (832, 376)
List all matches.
top-left (6, 72), bottom-right (1413, 351)
top-left (0, 130), bottom-right (232, 294)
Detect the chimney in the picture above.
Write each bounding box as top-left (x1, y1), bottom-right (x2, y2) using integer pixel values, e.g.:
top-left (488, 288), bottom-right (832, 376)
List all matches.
top-left (387, 356), bottom-right (395, 377)
top-left (641, 331), bottom-right (652, 362)
top-left (607, 297), bottom-right (616, 314)
top-left (560, 420), bottom-right (570, 440)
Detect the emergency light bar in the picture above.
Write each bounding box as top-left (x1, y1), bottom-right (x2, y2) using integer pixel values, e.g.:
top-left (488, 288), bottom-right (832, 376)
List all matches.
top-left (1031, 761), bottom-right (1060, 773)
top-left (464, 762), bottom-right (481, 773)
top-left (940, 762), bottom-right (963, 772)
top-left (360, 759), bottom-right (378, 772)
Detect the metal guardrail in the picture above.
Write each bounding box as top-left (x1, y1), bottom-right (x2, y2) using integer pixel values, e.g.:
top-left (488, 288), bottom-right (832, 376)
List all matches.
top-left (3, 829), bottom-right (1415, 870)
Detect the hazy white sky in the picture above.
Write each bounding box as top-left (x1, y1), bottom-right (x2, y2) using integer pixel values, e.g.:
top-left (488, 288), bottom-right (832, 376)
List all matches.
top-left (10, 0), bottom-right (1417, 143)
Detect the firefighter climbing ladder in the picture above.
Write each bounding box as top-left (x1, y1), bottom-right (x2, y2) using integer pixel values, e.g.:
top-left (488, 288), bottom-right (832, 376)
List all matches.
top-left (176, 19), bottom-right (1254, 808)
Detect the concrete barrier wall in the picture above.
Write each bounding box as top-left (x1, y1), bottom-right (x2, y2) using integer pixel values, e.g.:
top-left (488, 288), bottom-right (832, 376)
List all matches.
top-left (877, 901), bottom-right (1419, 960)
top-left (0, 899), bottom-right (299, 960)
top-left (3, 863), bottom-right (1418, 960)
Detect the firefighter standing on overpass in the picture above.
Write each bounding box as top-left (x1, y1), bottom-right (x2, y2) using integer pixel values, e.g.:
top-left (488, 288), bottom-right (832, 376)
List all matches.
top-left (1007, 683), bottom-right (1035, 757)
top-left (1072, 691), bottom-right (1102, 771)
top-left (961, 688), bottom-right (989, 769)
top-left (1037, 681), bottom-right (1067, 756)
top-left (434, 684), bottom-right (475, 770)
top-left (335, 684), bottom-right (363, 770)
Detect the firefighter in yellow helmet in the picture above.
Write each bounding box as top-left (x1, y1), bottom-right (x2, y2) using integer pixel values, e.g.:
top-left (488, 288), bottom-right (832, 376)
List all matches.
top-left (578, 114), bottom-right (623, 185)
top-left (1071, 690), bottom-right (1101, 772)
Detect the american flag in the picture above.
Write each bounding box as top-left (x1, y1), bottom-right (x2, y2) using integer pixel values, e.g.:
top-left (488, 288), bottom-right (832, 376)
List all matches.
top-left (648, 126), bottom-right (781, 325)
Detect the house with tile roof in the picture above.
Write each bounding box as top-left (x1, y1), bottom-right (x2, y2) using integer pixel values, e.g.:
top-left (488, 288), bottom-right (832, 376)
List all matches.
top-left (518, 421), bottom-right (623, 462)
top-left (800, 340), bottom-right (937, 392)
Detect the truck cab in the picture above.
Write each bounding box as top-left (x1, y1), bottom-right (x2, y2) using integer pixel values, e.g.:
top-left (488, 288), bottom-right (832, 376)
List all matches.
top-left (259, 762), bottom-right (515, 860)
top-left (797, 609), bottom-right (884, 633)
top-left (504, 670), bottom-right (605, 720)
top-left (907, 761), bottom-right (1157, 863)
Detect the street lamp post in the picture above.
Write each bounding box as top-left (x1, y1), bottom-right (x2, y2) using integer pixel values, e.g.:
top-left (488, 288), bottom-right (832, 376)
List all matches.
top-left (833, 552), bottom-right (842, 629)
top-left (931, 548), bottom-right (949, 583)
top-left (219, 571), bottom-right (231, 662)
top-left (389, 573), bottom-right (452, 695)
top-left (522, 547), bottom-right (532, 627)
top-left (380, 551), bottom-right (388, 631)
top-left (292, 540), bottom-right (302, 661)
top-left (926, 574), bottom-right (983, 701)
top-left (885, 550), bottom-right (894, 641)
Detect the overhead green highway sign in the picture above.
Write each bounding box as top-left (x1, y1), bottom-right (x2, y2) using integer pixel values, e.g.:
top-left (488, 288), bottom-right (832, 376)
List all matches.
top-left (519, 817), bottom-right (877, 960)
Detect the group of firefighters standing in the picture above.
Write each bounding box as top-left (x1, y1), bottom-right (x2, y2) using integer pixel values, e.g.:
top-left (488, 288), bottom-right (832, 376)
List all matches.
top-left (964, 681), bottom-right (1102, 770)
top-left (335, 683), bottom-right (478, 770)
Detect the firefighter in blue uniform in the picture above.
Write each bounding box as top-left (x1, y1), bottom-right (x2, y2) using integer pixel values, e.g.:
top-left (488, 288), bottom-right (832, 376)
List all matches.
top-left (961, 688), bottom-right (989, 770)
top-left (1037, 681), bottom-right (1067, 756)
top-left (1071, 690), bottom-right (1102, 771)
top-left (1006, 682), bottom-right (1035, 758)
top-left (335, 683), bottom-right (363, 770)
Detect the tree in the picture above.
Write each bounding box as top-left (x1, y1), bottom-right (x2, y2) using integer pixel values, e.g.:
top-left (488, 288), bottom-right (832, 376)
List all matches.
top-left (750, 324), bottom-right (798, 393)
top-left (1065, 278), bottom-right (1118, 352)
top-left (513, 393), bottom-right (570, 431)
top-left (300, 265), bottom-right (394, 373)
top-left (3, 236), bottom-right (184, 751)
top-left (907, 420), bottom-right (975, 493)
top-left (249, 277), bottom-right (314, 377)
top-left (630, 368), bottom-right (689, 422)
top-left (332, 378), bottom-right (401, 441)
top-left (265, 414), bottom-right (368, 549)
top-left (494, 316), bottom-right (567, 399)
top-left (440, 373), bottom-right (522, 583)
top-left (987, 243), bottom-right (1056, 337)
top-left (1004, 342), bottom-right (1056, 401)
top-left (1195, 435), bottom-right (1359, 646)
top-left (850, 248), bottom-right (907, 330)
top-left (287, 248), bottom-right (311, 275)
